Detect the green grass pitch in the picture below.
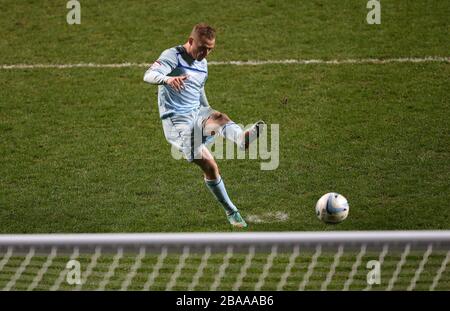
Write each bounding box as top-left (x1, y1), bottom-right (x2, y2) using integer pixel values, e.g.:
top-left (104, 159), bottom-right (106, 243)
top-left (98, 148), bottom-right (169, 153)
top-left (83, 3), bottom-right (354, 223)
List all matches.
top-left (0, 0), bottom-right (449, 234)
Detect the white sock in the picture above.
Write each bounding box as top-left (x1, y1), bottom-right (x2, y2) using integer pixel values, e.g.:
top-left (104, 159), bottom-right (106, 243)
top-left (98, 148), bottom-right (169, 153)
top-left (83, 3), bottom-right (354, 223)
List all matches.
top-left (219, 122), bottom-right (243, 145)
top-left (204, 176), bottom-right (238, 215)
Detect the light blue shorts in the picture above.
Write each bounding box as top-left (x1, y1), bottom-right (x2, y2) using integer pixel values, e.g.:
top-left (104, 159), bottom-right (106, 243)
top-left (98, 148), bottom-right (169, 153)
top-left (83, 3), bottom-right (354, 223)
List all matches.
top-left (161, 106), bottom-right (216, 162)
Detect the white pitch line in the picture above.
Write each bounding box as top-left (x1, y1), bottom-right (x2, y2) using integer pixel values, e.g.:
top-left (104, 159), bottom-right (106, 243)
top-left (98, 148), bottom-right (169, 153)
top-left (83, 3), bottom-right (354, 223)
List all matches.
top-left (0, 57), bottom-right (448, 69)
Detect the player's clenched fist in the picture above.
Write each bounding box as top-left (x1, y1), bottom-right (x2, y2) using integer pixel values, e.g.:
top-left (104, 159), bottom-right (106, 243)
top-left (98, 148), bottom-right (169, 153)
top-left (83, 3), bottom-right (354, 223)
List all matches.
top-left (166, 75), bottom-right (188, 91)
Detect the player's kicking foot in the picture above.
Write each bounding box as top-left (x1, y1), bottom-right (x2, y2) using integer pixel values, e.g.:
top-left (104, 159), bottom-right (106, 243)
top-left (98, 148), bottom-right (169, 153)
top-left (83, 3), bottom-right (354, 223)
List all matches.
top-left (239, 120), bottom-right (266, 150)
top-left (227, 211), bottom-right (248, 228)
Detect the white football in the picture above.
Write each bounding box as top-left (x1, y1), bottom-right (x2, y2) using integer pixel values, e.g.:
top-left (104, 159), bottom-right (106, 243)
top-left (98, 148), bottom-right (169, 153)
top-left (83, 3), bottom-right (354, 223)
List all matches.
top-left (315, 192), bottom-right (349, 224)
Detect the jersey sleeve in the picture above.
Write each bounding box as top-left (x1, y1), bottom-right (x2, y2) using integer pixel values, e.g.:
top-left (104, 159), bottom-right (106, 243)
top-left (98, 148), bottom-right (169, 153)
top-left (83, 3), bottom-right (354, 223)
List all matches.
top-left (143, 48), bottom-right (178, 85)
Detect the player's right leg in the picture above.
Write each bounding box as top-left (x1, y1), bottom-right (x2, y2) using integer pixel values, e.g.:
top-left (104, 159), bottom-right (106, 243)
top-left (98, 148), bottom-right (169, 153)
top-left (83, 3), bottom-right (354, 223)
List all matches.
top-left (193, 147), bottom-right (247, 228)
top-left (203, 111), bottom-right (265, 150)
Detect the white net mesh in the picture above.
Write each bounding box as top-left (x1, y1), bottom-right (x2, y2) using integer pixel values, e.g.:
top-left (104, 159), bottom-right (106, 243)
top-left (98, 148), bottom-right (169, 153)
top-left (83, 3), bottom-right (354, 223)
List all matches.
top-left (0, 231), bottom-right (449, 291)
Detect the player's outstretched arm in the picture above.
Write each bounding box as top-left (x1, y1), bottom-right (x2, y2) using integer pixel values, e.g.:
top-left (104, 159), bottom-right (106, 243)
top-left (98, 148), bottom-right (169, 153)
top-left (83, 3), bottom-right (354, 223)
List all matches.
top-left (143, 66), bottom-right (172, 85)
top-left (143, 49), bottom-right (178, 85)
top-left (144, 70), bottom-right (187, 92)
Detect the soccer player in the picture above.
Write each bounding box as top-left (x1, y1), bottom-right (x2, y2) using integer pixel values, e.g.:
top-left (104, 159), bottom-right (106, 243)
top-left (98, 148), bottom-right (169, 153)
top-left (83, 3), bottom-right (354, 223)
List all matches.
top-left (143, 23), bottom-right (264, 228)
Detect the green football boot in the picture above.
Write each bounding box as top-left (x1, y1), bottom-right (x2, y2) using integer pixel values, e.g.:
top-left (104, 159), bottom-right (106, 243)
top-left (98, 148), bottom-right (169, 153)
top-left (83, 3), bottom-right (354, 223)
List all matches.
top-left (227, 211), bottom-right (248, 228)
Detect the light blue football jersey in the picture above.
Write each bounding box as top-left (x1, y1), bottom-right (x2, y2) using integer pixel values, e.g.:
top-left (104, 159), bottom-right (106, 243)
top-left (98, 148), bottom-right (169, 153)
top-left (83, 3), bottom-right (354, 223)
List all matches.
top-left (146, 46), bottom-right (209, 119)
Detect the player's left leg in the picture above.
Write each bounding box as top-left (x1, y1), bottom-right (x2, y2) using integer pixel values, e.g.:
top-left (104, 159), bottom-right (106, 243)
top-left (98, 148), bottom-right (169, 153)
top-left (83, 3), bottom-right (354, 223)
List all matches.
top-left (192, 147), bottom-right (247, 228)
top-left (203, 111), bottom-right (265, 150)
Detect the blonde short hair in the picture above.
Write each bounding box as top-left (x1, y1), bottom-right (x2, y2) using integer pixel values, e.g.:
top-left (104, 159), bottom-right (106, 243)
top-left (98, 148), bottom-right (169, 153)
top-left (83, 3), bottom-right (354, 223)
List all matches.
top-left (191, 23), bottom-right (216, 39)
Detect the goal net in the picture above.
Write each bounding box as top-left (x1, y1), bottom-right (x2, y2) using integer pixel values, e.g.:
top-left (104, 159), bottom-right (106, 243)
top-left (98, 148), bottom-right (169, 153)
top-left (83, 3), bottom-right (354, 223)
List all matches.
top-left (0, 231), bottom-right (448, 291)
